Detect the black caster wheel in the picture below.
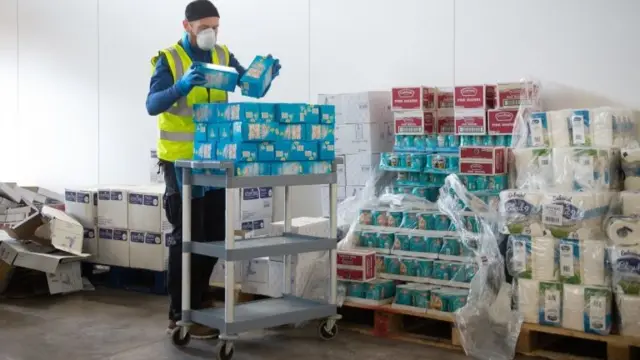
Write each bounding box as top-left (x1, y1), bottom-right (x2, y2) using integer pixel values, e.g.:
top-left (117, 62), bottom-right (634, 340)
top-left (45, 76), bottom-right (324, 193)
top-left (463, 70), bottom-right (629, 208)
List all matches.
top-left (318, 320), bottom-right (338, 340)
top-left (171, 327), bottom-right (191, 347)
top-left (215, 341), bottom-right (234, 360)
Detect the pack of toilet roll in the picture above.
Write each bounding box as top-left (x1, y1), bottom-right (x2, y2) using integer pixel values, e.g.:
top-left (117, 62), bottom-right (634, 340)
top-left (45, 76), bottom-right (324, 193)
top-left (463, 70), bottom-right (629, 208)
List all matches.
top-left (516, 279), bottom-right (612, 334)
top-left (621, 146), bottom-right (640, 191)
top-left (499, 190), bottom-right (544, 236)
top-left (607, 244), bottom-right (640, 336)
top-left (507, 235), bottom-right (558, 280)
top-left (512, 147), bottom-right (621, 192)
top-left (521, 108), bottom-right (637, 149)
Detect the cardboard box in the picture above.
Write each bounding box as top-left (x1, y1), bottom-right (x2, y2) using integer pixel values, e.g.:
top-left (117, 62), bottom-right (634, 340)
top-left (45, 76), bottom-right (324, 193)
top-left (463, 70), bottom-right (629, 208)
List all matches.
top-left (459, 146), bottom-right (506, 175)
top-left (454, 85), bottom-right (490, 109)
top-left (271, 217), bottom-right (330, 238)
top-left (16, 186), bottom-right (65, 210)
top-left (335, 122), bottom-right (393, 155)
top-left (129, 230), bottom-right (164, 271)
top-left (238, 218), bottom-right (272, 239)
top-left (321, 186), bottom-right (347, 218)
top-left (97, 227), bottom-right (129, 267)
top-left (391, 86), bottom-right (436, 111)
top-left (240, 55), bottom-right (277, 98)
top-left (83, 227), bottom-right (98, 259)
top-left (455, 109), bottom-right (487, 135)
top-left (336, 155), bottom-right (346, 186)
top-left (317, 92), bottom-right (392, 125)
top-left (337, 249), bottom-right (376, 282)
top-left (46, 261), bottom-right (83, 294)
top-left (437, 109), bottom-right (455, 134)
top-left (437, 87), bottom-right (454, 109)
top-left (0, 206), bottom-right (33, 227)
top-left (193, 62), bottom-right (239, 92)
top-left (496, 82), bottom-right (540, 109)
top-left (0, 183), bottom-right (22, 204)
top-left (64, 187), bottom-right (97, 228)
top-left (127, 186), bottom-right (169, 233)
top-left (344, 153), bottom-right (381, 186)
top-left (210, 260), bottom-right (244, 286)
top-left (235, 187), bottom-right (273, 224)
top-left (97, 187), bottom-right (129, 229)
top-left (393, 111), bottom-right (436, 135)
top-left (488, 109), bottom-right (518, 135)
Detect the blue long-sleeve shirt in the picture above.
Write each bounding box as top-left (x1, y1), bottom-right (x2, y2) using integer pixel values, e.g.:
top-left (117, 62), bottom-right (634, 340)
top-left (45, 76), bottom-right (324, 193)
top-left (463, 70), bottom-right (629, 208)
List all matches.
top-left (146, 34), bottom-right (247, 116)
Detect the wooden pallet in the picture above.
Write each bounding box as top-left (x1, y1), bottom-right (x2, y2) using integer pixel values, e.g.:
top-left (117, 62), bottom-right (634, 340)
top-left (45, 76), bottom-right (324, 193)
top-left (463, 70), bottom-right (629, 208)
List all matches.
top-left (517, 323), bottom-right (640, 360)
top-left (341, 301), bottom-right (640, 360)
top-left (340, 301), bottom-right (463, 352)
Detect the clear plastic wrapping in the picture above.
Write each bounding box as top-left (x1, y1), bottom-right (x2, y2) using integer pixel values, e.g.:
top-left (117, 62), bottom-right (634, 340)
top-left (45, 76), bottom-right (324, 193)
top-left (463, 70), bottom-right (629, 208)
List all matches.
top-left (437, 174), bottom-right (522, 360)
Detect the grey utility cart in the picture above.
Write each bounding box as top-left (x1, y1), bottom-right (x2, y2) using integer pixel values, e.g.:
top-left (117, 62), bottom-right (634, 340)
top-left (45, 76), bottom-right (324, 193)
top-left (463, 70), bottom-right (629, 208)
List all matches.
top-left (171, 159), bottom-right (342, 360)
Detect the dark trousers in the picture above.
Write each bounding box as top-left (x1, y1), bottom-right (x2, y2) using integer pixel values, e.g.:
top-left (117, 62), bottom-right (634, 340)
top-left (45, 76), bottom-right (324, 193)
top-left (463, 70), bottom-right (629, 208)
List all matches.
top-left (162, 161), bottom-right (225, 321)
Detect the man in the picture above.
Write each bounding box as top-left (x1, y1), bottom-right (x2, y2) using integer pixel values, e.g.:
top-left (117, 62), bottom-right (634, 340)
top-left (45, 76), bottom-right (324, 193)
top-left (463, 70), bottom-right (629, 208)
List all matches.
top-left (145, 0), bottom-right (281, 340)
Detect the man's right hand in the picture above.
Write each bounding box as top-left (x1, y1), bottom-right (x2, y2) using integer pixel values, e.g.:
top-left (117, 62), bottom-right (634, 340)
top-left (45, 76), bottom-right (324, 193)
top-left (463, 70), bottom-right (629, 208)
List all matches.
top-left (176, 65), bottom-right (207, 95)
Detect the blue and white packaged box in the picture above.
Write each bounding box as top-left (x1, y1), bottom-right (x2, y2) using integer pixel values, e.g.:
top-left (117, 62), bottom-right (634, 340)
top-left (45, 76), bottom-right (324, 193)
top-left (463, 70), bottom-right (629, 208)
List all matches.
top-left (258, 142), bottom-right (275, 161)
top-left (278, 124), bottom-right (304, 141)
top-left (193, 103), bottom-right (217, 122)
top-left (306, 161), bottom-right (332, 174)
top-left (217, 142), bottom-right (258, 162)
top-left (217, 123), bottom-right (233, 140)
top-left (259, 103), bottom-right (276, 122)
top-left (207, 123), bottom-right (217, 140)
top-left (217, 103), bottom-right (260, 122)
top-left (193, 62), bottom-right (238, 92)
top-left (239, 55), bottom-right (277, 99)
top-left (305, 124), bottom-right (335, 142)
top-left (195, 123), bottom-right (208, 142)
top-left (235, 162), bottom-right (271, 176)
top-left (319, 141), bottom-right (335, 160)
top-left (317, 105), bottom-right (336, 124)
top-left (275, 141), bottom-right (318, 161)
top-left (271, 162), bottom-right (305, 176)
top-left (194, 142), bottom-right (215, 160)
top-left (277, 104), bottom-right (320, 124)
top-left (232, 122), bottom-right (278, 142)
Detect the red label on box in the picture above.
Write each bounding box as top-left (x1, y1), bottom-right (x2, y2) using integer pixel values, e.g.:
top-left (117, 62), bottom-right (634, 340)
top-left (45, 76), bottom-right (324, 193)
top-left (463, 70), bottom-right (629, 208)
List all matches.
top-left (488, 109), bottom-right (518, 134)
top-left (437, 90), bottom-right (454, 109)
top-left (394, 111), bottom-right (435, 135)
top-left (422, 88), bottom-right (436, 109)
top-left (337, 268), bottom-right (366, 281)
top-left (337, 253), bottom-right (364, 266)
top-left (486, 84), bottom-right (497, 98)
top-left (455, 85), bottom-right (486, 109)
top-left (460, 162), bottom-right (494, 174)
top-left (392, 87), bottom-right (421, 110)
top-left (437, 115), bottom-right (455, 134)
top-left (460, 147), bottom-right (496, 160)
top-left (455, 112), bottom-right (486, 135)
top-left (497, 89), bottom-right (522, 108)
top-left (423, 111), bottom-right (435, 134)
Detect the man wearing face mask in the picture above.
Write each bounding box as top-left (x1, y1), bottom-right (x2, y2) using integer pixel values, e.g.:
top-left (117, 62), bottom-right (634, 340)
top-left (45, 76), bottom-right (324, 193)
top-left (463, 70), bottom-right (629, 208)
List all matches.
top-left (145, 0), bottom-right (280, 340)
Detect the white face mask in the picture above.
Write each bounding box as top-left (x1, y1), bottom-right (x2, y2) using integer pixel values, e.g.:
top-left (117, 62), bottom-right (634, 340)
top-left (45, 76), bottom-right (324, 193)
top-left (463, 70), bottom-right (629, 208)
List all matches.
top-left (196, 28), bottom-right (216, 51)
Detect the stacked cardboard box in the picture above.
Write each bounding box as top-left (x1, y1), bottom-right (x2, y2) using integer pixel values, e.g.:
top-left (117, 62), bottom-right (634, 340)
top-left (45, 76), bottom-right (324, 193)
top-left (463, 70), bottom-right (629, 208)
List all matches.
top-left (317, 92), bottom-right (394, 216)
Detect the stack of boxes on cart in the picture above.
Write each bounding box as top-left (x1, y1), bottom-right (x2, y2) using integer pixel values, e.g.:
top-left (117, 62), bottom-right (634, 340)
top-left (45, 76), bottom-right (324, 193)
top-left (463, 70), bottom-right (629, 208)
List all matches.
top-left (501, 90), bottom-right (640, 335)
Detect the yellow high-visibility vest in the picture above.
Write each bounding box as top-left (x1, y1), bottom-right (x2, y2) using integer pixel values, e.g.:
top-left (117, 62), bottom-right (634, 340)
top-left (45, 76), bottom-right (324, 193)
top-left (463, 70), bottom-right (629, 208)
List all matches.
top-left (152, 43), bottom-right (230, 162)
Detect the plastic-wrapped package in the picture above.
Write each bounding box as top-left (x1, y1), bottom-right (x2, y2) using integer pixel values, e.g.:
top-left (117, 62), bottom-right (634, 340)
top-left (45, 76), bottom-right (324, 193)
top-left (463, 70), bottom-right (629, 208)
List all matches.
top-left (437, 174), bottom-right (522, 360)
top-left (621, 141), bottom-right (640, 191)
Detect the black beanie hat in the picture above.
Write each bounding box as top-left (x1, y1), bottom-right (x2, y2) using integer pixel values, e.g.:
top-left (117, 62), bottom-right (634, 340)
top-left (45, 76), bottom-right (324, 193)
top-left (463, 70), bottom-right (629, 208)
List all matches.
top-left (185, 0), bottom-right (220, 21)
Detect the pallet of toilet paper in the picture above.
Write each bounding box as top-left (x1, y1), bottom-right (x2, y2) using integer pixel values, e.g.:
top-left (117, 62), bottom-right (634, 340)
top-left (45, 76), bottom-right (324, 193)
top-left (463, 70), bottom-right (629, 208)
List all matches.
top-left (192, 102), bottom-right (335, 176)
top-left (64, 184), bottom-right (274, 273)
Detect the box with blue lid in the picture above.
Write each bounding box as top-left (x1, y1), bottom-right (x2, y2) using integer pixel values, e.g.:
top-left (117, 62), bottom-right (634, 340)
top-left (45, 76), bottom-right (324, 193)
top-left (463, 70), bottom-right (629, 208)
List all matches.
top-left (217, 103), bottom-right (260, 122)
top-left (271, 162), bottom-right (305, 176)
top-left (232, 122), bottom-right (278, 142)
top-left (217, 123), bottom-right (233, 140)
top-left (257, 142), bottom-right (275, 161)
top-left (274, 141), bottom-right (318, 161)
top-left (239, 55), bottom-right (277, 98)
top-left (193, 103), bottom-right (217, 122)
top-left (192, 62), bottom-right (238, 92)
top-left (195, 123), bottom-right (208, 142)
top-left (277, 104), bottom-right (320, 124)
top-left (278, 124), bottom-right (304, 141)
top-left (194, 142), bottom-right (215, 160)
top-left (319, 141), bottom-right (335, 160)
top-left (317, 105), bottom-right (335, 124)
top-left (305, 124), bottom-right (335, 142)
top-left (216, 142), bottom-right (258, 162)
top-left (234, 162), bottom-right (271, 176)
top-left (259, 103), bottom-right (276, 122)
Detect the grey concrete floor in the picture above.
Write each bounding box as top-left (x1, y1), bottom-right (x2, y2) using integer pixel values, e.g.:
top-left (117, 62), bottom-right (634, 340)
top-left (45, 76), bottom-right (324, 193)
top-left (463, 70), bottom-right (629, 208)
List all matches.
top-left (0, 288), bottom-right (535, 360)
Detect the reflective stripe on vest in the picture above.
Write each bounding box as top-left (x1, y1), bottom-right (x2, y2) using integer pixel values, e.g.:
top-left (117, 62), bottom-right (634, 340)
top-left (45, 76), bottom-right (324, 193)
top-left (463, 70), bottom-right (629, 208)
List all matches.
top-left (163, 45), bottom-right (229, 117)
top-left (159, 129), bottom-right (194, 142)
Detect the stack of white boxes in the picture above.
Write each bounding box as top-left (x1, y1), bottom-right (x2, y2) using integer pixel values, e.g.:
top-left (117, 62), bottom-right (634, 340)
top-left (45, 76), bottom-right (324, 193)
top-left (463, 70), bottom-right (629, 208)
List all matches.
top-left (317, 92), bottom-right (394, 216)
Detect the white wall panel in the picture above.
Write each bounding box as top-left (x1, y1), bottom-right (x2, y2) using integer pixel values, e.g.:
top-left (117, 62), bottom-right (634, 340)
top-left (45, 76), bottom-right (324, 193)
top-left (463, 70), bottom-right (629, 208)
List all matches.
top-left (454, 0), bottom-right (640, 109)
top-left (98, 0), bottom-right (189, 185)
top-left (17, 0), bottom-right (99, 190)
top-left (310, 0), bottom-right (455, 97)
top-left (0, 0), bottom-right (18, 181)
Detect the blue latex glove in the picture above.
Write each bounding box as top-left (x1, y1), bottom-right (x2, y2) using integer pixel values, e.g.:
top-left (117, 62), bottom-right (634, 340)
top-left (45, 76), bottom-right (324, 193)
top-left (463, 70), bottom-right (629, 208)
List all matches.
top-left (176, 64), bottom-right (206, 96)
top-left (267, 54), bottom-right (281, 78)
